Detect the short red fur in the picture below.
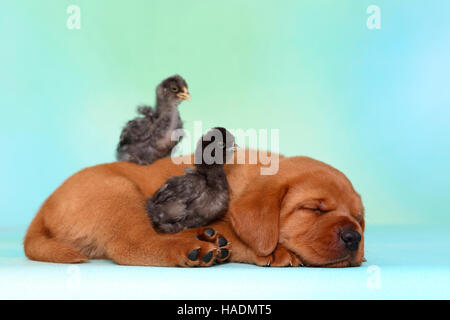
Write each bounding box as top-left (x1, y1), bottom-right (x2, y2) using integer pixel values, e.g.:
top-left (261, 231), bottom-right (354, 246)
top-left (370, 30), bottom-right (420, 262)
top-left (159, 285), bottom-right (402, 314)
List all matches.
top-left (24, 150), bottom-right (365, 267)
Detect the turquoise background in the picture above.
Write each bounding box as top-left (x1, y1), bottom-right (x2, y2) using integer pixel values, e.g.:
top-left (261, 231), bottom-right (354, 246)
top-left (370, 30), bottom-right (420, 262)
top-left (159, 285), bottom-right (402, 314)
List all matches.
top-left (1, 1), bottom-right (449, 228)
top-left (0, 1), bottom-right (449, 300)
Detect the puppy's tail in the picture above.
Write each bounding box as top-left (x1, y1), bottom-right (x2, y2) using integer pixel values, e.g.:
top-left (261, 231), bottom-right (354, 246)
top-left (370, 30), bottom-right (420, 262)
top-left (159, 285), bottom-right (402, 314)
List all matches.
top-left (24, 205), bottom-right (87, 264)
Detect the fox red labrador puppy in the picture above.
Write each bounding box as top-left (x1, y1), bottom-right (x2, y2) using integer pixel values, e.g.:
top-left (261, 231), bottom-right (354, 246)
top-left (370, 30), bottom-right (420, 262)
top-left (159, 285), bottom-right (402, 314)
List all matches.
top-left (24, 151), bottom-right (365, 267)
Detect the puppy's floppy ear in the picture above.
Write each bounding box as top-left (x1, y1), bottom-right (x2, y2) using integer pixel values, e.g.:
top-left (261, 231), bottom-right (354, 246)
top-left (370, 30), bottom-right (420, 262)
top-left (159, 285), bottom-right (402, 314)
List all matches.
top-left (229, 175), bottom-right (288, 256)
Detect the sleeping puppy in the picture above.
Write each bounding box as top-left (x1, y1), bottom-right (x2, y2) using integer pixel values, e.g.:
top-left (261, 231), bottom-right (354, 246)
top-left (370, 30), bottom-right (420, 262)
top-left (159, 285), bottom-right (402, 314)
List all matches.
top-left (24, 151), bottom-right (365, 267)
top-left (224, 155), bottom-right (365, 267)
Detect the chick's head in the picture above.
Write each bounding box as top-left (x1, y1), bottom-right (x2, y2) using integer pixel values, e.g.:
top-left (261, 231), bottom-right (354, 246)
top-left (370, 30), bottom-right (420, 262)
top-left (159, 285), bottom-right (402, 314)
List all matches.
top-left (156, 75), bottom-right (190, 106)
top-left (195, 127), bottom-right (237, 166)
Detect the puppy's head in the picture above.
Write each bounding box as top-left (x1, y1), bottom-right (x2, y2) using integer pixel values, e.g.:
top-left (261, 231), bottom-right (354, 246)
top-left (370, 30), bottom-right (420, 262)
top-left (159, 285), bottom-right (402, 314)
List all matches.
top-left (229, 156), bottom-right (365, 267)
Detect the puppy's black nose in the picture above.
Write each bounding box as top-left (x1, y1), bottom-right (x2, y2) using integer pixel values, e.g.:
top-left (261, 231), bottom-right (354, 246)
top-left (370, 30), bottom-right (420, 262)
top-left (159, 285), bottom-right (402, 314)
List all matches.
top-left (340, 230), bottom-right (361, 251)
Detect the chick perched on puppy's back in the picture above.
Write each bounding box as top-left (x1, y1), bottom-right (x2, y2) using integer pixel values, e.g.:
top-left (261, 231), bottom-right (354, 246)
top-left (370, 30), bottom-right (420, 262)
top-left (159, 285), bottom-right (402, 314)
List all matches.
top-left (146, 127), bottom-right (237, 234)
top-left (116, 75), bottom-right (190, 165)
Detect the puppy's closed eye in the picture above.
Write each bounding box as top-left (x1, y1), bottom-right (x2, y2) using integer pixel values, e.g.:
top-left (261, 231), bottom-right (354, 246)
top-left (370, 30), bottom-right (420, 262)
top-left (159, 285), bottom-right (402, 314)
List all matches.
top-left (299, 206), bottom-right (330, 214)
top-left (297, 200), bottom-right (333, 214)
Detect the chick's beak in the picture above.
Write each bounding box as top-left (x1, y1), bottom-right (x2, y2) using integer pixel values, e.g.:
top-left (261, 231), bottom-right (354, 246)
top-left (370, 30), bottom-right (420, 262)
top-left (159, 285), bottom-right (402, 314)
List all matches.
top-left (177, 87), bottom-right (191, 101)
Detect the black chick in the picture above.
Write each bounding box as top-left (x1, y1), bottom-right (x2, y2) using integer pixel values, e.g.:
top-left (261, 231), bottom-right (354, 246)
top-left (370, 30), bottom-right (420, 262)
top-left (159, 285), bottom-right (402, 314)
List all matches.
top-left (146, 127), bottom-right (237, 233)
top-left (116, 75), bottom-right (190, 165)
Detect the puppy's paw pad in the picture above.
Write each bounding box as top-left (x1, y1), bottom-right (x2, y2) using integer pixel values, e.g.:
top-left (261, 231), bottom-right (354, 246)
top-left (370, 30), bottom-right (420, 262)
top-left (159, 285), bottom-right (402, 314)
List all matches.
top-left (202, 250), bottom-right (214, 263)
top-left (215, 247), bottom-right (231, 263)
top-left (204, 228), bottom-right (215, 237)
top-left (219, 248), bottom-right (229, 259)
top-left (218, 236), bottom-right (228, 247)
top-left (187, 248), bottom-right (200, 261)
top-left (197, 228), bottom-right (217, 241)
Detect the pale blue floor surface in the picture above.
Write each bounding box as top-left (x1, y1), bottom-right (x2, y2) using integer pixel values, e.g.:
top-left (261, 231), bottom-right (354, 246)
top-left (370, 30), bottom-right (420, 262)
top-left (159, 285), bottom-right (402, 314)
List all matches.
top-left (0, 225), bottom-right (449, 299)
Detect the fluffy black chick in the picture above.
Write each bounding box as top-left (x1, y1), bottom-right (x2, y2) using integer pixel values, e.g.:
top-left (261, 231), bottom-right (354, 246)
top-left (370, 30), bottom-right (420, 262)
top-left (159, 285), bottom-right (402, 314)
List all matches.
top-left (146, 127), bottom-right (237, 233)
top-left (116, 75), bottom-right (190, 165)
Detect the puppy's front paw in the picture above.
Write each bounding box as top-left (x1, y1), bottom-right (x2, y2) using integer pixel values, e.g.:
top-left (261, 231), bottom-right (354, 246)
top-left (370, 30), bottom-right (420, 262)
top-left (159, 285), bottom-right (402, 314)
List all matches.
top-left (196, 228), bottom-right (231, 263)
top-left (179, 228), bottom-right (232, 267)
top-left (255, 245), bottom-right (304, 267)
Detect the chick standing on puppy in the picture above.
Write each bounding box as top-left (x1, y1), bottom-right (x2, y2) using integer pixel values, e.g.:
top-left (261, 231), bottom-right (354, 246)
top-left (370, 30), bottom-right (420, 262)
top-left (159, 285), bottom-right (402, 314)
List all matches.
top-left (146, 127), bottom-right (237, 233)
top-left (116, 75), bottom-right (190, 165)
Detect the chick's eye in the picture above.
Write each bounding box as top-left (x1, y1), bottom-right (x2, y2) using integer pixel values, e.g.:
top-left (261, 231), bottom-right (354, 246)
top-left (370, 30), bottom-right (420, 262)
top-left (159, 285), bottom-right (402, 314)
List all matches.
top-left (170, 85), bottom-right (179, 92)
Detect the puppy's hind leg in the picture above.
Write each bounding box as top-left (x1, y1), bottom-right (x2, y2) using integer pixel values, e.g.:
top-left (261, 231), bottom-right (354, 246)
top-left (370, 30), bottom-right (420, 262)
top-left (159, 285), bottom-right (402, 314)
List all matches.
top-left (24, 211), bottom-right (88, 264)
